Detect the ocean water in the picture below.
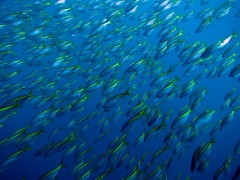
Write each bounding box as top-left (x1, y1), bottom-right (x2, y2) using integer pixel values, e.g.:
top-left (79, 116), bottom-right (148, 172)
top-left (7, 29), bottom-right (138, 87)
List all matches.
top-left (0, 0), bottom-right (240, 180)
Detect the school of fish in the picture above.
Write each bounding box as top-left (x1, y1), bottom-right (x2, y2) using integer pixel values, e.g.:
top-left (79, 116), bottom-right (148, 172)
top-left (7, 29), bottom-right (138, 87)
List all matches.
top-left (0, 0), bottom-right (240, 179)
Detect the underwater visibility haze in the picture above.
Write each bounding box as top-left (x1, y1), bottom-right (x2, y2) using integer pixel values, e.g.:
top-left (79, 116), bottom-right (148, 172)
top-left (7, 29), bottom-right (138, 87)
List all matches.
top-left (0, 0), bottom-right (240, 179)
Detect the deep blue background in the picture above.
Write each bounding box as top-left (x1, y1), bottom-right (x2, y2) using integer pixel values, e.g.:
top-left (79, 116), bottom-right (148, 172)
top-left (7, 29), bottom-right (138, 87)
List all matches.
top-left (0, 0), bottom-right (240, 179)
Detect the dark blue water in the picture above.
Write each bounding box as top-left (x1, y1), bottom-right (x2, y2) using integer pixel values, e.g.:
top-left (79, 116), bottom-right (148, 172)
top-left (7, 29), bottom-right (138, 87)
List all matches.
top-left (0, 0), bottom-right (240, 180)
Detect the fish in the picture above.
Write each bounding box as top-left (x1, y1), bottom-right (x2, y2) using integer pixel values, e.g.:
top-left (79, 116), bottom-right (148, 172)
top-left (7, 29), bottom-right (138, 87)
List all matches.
top-left (0, 146), bottom-right (31, 170)
top-left (0, 0), bottom-right (239, 180)
top-left (38, 160), bottom-right (67, 180)
top-left (0, 101), bottom-right (20, 112)
top-left (103, 89), bottom-right (132, 112)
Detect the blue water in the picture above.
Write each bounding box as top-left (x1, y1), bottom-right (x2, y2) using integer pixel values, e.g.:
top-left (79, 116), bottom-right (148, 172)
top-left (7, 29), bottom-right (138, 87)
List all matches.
top-left (0, 0), bottom-right (240, 179)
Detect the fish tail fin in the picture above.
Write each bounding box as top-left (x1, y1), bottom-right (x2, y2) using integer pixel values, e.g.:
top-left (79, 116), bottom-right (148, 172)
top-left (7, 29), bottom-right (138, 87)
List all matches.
top-left (124, 88), bottom-right (132, 96)
top-left (108, 166), bottom-right (115, 173)
top-left (192, 77), bottom-right (198, 84)
top-left (210, 137), bottom-right (217, 144)
top-left (139, 109), bottom-right (147, 116)
top-left (89, 145), bottom-right (93, 150)
top-left (168, 66), bottom-right (175, 73)
top-left (39, 126), bottom-right (46, 133)
top-left (232, 30), bottom-right (238, 38)
top-left (28, 90), bottom-right (34, 97)
top-left (14, 101), bottom-right (19, 107)
top-left (165, 143), bottom-right (171, 150)
top-left (174, 76), bottom-right (181, 82)
top-left (14, 101), bottom-right (23, 108)
top-left (161, 121), bottom-right (167, 127)
top-left (60, 158), bottom-right (68, 168)
top-left (25, 146), bottom-right (31, 151)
